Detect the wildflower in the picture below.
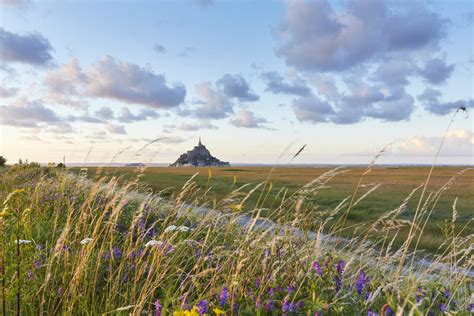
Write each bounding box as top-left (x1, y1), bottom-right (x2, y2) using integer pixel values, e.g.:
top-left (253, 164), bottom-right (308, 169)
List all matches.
top-left (264, 300), bottom-right (275, 312)
top-left (113, 246), bottom-right (122, 259)
top-left (219, 287), bottom-right (229, 306)
top-left (368, 310), bottom-right (379, 316)
top-left (27, 270), bottom-right (34, 280)
top-left (164, 225), bottom-right (178, 233)
top-left (177, 225), bottom-right (192, 232)
top-left (197, 300), bottom-right (208, 315)
top-left (355, 270), bottom-right (367, 294)
top-left (381, 304), bottom-right (393, 316)
top-left (335, 259), bottom-right (345, 276)
top-left (213, 308), bottom-right (225, 315)
top-left (467, 303), bottom-right (474, 312)
top-left (33, 259), bottom-right (41, 269)
top-left (282, 298), bottom-right (299, 313)
top-left (287, 284), bottom-right (295, 294)
top-left (80, 237), bottom-right (93, 245)
top-left (173, 306), bottom-right (199, 316)
top-left (145, 240), bottom-right (164, 247)
top-left (439, 303), bottom-right (447, 312)
top-left (444, 288), bottom-right (451, 300)
top-left (334, 276), bottom-right (342, 292)
top-left (312, 260), bottom-right (323, 276)
top-left (154, 299), bottom-right (163, 316)
top-left (15, 239), bottom-right (32, 244)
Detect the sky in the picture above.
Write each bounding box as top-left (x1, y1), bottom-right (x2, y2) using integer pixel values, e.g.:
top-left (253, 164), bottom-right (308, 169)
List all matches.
top-left (0, 0), bottom-right (473, 165)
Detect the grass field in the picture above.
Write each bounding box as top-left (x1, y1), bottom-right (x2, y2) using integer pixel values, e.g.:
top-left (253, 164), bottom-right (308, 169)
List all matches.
top-left (75, 165), bottom-right (474, 253)
top-left (1, 163), bottom-right (472, 315)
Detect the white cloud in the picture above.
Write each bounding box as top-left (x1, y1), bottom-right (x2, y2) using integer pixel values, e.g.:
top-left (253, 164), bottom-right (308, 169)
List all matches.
top-left (391, 130), bottom-right (474, 157)
top-left (105, 123), bottom-right (126, 135)
top-left (229, 110), bottom-right (268, 128)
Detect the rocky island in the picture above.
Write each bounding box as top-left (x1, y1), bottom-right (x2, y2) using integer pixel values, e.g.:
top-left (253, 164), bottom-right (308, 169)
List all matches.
top-left (170, 138), bottom-right (230, 167)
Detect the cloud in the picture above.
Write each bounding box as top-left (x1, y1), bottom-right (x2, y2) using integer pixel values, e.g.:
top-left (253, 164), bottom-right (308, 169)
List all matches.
top-left (67, 112), bottom-right (104, 124)
top-left (193, 82), bottom-right (234, 119)
top-left (87, 56), bottom-right (186, 108)
top-left (229, 110), bottom-right (268, 128)
top-left (0, 98), bottom-right (61, 127)
top-left (175, 120), bottom-right (217, 131)
top-left (95, 106), bottom-right (114, 120)
top-left (160, 135), bottom-right (187, 144)
top-left (0, 84), bottom-right (19, 97)
top-left (153, 44), bottom-right (167, 54)
top-left (216, 74), bottom-right (259, 102)
top-left (0, 28), bottom-right (54, 66)
top-left (370, 59), bottom-right (415, 86)
top-left (261, 71), bottom-right (310, 96)
top-left (391, 129), bottom-right (473, 157)
top-left (417, 57), bottom-right (455, 85)
top-left (418, 88), bottom-right (473, 115)
top-left (105, 123), bottom-right (126, 135)
top-left (292, 80), bottom-right (415, 124)
top-left (44, 56), bottom-right (186, 109)
top-left (116, 107), bottom-right (158, 122)
top-left (47, 123), bottom-right (74, 134)
top-left (276, 0), bottom-right (447, 72)
top-left (292, 93), bottom-right (335, 123)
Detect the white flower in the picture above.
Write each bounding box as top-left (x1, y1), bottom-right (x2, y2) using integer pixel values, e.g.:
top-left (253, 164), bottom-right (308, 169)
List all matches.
top-left (164, 225), bottom-right (177, 233)
top-left (80, 238), bottom-right (93, 245)
top-left (177, 226), bottom-right (192, 232)
top-left (15, 239), bottom-right (32, 244)
top-left (145, 240), bottom-right (164, 247)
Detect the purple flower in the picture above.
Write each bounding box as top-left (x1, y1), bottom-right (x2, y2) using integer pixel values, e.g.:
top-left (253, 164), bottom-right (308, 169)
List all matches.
top-left (334, 276), bottom-right (342, 292)
top-left (444, 288), bottom-right (451, 300)
top-left (355, 270), bottom-right (367, 294)
top-left (287, 284), bottom-right (295, 294)
top-left (153, 299), bottom-right (162, 316)
top-left (255, 278), bottom-right (261, 289)
top-left (312, 260), bottom-right (322, 276)
top-left (335, 260), bottom-right (345, 276)
top-left (439, 303), bottom-right (447, 312)
top-left (368, 310), bottom-right (378, 316)
top-left (219, 287), bottom-right (229, 306)
top-left (197, 300), bottom-right (208, 315)
top-left (33, 259), bottom-right (41, 269)
top-left (113, 246), bottom-right (122, 260)
top-left (467, 303), bottom-right (474, 312)
top-left (264, 300), bottom-right (275, 311)
top-left (282, 299), bottom-right (290, 313)
top-left (27, 270), bottom-right (34, 280)
top-left (282, 299), bottom-right (299, 314)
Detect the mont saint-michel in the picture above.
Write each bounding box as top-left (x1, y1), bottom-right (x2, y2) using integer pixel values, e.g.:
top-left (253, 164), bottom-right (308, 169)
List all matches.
top-left (170, 138), bottom-right (230, 167)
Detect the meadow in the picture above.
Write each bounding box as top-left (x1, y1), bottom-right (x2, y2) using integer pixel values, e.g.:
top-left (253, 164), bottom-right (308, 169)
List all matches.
top-left (76, 165), bottom-right (474, 252)
top-left (0, 162), bottom-right (472, 315)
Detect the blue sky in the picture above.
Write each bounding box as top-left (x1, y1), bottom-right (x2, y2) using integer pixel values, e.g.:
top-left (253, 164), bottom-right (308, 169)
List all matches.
top-left (0, 0), bottom-right (473, 165)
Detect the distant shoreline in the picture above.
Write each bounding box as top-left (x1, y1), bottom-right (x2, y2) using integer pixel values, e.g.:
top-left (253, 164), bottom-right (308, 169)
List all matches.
top-left (59, 163), bottom-right (474, 168)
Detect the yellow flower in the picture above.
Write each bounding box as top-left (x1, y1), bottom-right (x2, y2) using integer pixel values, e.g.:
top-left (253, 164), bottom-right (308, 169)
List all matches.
top-left (213, 308), bottom-right (225, 315)
top-left (173, 306), bottom-right (200, 316)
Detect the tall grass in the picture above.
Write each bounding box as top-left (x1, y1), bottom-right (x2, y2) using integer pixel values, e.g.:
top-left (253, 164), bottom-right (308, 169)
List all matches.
top-left (0, 161), bottom-right (472, 315)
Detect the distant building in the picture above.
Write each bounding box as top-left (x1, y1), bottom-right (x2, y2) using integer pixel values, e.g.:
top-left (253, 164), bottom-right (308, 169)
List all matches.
top-left (170, 138), bottom-right (230, 167)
